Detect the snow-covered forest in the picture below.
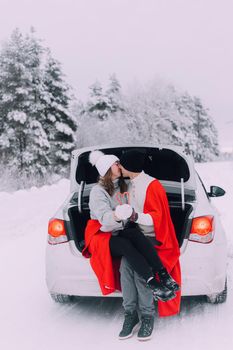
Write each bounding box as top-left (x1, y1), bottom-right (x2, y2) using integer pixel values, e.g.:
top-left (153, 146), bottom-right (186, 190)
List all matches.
top-left (0, 29), bottom-right (220, 191)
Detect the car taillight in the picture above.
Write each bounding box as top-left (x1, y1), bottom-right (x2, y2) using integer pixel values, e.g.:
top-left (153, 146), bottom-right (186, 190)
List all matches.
top-left (48, 218), bottom-right (68, 245)
top-left (189, 216), bottom-right (214, 244)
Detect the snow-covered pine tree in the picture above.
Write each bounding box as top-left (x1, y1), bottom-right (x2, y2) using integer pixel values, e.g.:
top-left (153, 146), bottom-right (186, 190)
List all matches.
top-left (121, 80), bottom-right (219, 162)
top-left (41, 51), bottom-right (77, 175)
top-left (86, 80), bottom-right (110, 121)
top-left (174, 91), bottom-right (200, 155)
top-left (149, 83), bottom-right (183, 145)
top-left (0, 28), bottom-right (78, 187)
top-left (122, 81), bottom-right (182, 145)
top-left (192, 97), bottom-right (219, 162)
top-left (121, 83), bottom-right (157, 143)
top-left (106, 74), bottom-right (124, 113)
top-left (0, 28), bottom-right (50, 180)
top-left (76, 77), bottom-right (130, 147)
top-left (175, 92), bottom-right (219, 161)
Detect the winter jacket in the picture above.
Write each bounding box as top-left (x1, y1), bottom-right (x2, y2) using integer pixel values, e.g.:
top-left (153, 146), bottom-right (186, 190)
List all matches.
top-left (89, 180), bottom-right (124, 233)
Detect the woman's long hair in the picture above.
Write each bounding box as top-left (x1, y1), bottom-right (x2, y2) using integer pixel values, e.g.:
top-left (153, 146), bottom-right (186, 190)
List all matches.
top-left (99, 168), bottom-right (127, 196)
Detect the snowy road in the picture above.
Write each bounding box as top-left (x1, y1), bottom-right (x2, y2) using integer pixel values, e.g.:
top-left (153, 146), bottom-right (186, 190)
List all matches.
top-left (0, 162), bottom-right (233, 349)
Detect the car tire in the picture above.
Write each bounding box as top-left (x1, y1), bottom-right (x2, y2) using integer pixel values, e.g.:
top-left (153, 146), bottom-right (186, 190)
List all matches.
top-left (206, 279), bottom-right (227, 304)
top-left (50, 293), bottom-right (74, 303)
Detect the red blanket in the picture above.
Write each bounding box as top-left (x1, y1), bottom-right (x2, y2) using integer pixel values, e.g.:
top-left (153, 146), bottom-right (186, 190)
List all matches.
top-left (82, 219), bottom-right (121, 295)
top-left (144, 180), bottom-right (181, 317)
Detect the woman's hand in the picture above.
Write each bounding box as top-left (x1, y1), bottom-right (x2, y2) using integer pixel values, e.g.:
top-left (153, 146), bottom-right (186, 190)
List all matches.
top-left (114, 204), bottom-right (133, 221)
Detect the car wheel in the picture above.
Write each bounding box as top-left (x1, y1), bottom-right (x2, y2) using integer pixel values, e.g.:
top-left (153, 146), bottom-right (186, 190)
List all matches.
top-left (206, 279), bottom-right (227, 304)
top-left (50, 293), bottom-right (74, 303)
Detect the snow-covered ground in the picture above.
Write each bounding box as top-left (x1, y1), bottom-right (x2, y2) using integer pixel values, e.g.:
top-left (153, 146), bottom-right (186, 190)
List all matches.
top-left (0, 161), bottom-right (233, 349)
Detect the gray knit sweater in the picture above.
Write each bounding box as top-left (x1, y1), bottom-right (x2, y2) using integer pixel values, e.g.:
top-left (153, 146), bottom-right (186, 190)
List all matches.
top-left (89, 180), bottom-right (126, 234)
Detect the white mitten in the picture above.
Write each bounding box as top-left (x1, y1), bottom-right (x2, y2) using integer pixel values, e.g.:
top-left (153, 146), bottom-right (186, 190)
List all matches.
top-left (115, 204), bottom-right (133, 221)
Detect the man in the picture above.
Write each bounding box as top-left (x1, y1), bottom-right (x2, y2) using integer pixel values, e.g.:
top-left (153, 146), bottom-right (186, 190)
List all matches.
top-left (116, 149), bottom-right (181, 341)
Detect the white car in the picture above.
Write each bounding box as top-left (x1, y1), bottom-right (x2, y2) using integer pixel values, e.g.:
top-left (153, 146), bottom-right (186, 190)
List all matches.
top-left (46, 144), bottom-right (227, 304)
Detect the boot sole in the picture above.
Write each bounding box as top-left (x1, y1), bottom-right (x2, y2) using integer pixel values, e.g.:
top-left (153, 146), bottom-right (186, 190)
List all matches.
top-left (137, 334), bottom-right (153, 341)
top-left (153, 292), bottom-right (176, 302)
top-left (118, 323), bottom-right (140, 340)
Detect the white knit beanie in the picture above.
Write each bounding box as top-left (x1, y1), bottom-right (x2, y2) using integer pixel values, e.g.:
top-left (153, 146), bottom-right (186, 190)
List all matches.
top-left (89, 150), bottom-right (119, 177)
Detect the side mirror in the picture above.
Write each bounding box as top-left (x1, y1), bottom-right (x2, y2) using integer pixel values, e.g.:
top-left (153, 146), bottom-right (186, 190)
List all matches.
top-left (208, 186), bottom-right (226, 197)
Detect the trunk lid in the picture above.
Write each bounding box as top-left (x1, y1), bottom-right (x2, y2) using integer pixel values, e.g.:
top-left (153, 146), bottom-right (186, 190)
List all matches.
top-left (70, 144), bottom-right (196, 197)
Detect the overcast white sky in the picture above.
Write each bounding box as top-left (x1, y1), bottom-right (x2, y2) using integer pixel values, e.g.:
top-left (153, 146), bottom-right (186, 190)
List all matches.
top-left (0, 0), bottom-right (232, 149)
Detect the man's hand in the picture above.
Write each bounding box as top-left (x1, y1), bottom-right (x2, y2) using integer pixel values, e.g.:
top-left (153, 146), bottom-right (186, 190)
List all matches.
top-left (115, 204), bottom-right (133, 221)
top-left (129, 208), bottom-right (139, 222)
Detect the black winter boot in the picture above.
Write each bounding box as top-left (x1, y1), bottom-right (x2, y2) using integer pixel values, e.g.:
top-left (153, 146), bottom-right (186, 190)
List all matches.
top-left (147, 277), bottom-right (176, 302)
top-left (137, 315), bottom-right (154, 341)
top-left (118, 311), bottom-right (140, 339)
top-left (158, 268), bottom-right (180, 292)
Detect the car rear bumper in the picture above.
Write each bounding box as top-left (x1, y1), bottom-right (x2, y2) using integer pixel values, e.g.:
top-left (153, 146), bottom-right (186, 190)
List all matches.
top-left (46, 241), bottom-right (122, 297)
top-left (46, 239), bottom-right (227, 298)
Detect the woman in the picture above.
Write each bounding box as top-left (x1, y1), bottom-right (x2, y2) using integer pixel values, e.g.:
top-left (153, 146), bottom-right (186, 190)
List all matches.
top-left (82, 150), bottom-right (178, 301)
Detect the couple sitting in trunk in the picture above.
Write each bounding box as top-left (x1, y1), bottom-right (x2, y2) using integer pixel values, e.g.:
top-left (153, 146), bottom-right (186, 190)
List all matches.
top-left (82, 149), bottom-right (181, 341)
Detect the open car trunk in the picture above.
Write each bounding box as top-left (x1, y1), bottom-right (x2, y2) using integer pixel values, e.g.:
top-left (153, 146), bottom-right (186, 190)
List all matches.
top-left (66, 145), bottom-right (196, 252)
top-left (68, 201), bottom-right (194, 252)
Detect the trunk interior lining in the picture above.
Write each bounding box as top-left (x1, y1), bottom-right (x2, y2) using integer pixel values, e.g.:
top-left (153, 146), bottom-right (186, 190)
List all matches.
top-left (68, 203), bottom-right (193, 252)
